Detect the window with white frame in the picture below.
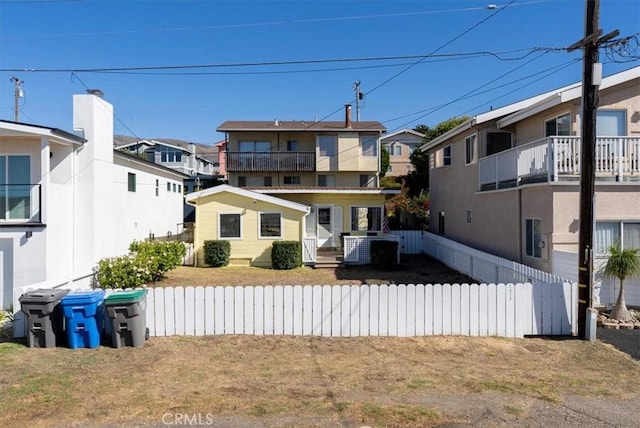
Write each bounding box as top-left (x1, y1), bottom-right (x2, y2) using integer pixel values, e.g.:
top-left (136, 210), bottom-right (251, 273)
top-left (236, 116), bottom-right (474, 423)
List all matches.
top-left (259, 212), bottom-right (282, 238)
top-left (318, 136), bottom-right (337, 156)
top-left (436, 145), bottom-right (452, 167)
top-left (595, 222), bottom-right (640, 256)
top-left (158, 145), bottom-right (182, 163)
top-left (525, 218), bottom-right (542, 258)
top-left (465, 135), bottom-right (476, 164)
top-left (393, 145), bottom-right (401, 156)
top-left (361, 136), bottom-right (378, 157)
top-left (219, 213), bottom-right (242, 239)
top-left (351, 206), bottom-right (382, 232)
top-left (545, 113), bottom-right (571, 137)
top-left (596, 110), bottom-right (626, 136)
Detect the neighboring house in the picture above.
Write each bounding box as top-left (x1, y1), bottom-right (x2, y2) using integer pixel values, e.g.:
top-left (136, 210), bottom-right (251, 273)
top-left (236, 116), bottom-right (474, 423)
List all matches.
top-left (380, 128), bottom-right (425, 176)
top-left (0, 92), bottom-right (186, 310)
top-left (186, 105), bottom-right (400, 267)
top-left (422, 65), bottom-right (640, 305)
top-left (116, 138), bottom-right (223, 193)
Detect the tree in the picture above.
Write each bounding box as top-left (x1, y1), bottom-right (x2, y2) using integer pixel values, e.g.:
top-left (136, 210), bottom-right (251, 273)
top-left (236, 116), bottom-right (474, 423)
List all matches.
top-left (406, 116), bottom-right (470, 196)
top-left (602, 245), bottom-right (640, 322)
top-left (380, 146), bottom-right (390, 177)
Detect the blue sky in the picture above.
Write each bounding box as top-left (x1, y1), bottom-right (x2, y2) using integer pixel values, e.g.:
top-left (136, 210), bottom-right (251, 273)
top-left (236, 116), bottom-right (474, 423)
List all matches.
top-left (1, 0), bottom-right (638, 144)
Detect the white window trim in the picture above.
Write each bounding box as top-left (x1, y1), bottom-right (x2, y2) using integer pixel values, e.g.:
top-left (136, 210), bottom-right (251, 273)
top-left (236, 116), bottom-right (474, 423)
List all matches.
top-left (544, 111), bottom-right (571, 137)
top-left (525, 218), bottom-right (542, 259)
top-left (465, 134), bottom-right (477, 165)
top-left (360, 135), bottom-right (379, 157)
top-left (218, 212), bottom-right (243, 240)
top-left (258, 211), bottom-right (283, 239)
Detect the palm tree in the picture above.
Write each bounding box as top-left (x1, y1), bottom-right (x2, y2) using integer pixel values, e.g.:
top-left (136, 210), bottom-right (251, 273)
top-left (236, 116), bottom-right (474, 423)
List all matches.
top-left (602, 245), bottom-right (640, 322)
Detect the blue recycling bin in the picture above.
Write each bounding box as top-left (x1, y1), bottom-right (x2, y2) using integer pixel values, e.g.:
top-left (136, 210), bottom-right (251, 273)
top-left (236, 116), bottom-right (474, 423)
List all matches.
top-left (60, 290), bottom-right (105, 349)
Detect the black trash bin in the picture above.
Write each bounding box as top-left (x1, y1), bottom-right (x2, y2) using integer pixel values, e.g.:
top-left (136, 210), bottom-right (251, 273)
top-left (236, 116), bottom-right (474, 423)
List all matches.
top-left (104, 289), bottom-right (149, 348)
top-left (19, 289), bottom-right (70, 348)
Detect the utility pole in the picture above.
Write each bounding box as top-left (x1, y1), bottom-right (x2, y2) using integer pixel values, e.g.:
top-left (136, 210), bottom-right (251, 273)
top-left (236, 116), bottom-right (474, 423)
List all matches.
top-left (567, 0), bottom-right (618, 338)
top-left (10, 76), bottom-right (24, 122)
top-left (353, 80), bottom-right (362, 121)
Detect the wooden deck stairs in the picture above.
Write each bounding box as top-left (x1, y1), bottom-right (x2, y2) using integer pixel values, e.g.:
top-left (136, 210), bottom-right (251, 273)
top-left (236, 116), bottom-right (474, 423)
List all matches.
top-left (314, 248), bottom-right (344, 269)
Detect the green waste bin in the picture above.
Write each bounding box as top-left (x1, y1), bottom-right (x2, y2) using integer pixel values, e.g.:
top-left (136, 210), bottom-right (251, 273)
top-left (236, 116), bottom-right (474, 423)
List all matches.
top-left (104, 289), bottom-right (148, 348)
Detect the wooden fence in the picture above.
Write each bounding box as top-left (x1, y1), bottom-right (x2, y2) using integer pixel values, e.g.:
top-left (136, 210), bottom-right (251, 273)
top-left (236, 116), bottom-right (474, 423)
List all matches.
top-left (140, 282), bottom-right (573, 338)
top-left (389, 230), bottom-right (424, 254)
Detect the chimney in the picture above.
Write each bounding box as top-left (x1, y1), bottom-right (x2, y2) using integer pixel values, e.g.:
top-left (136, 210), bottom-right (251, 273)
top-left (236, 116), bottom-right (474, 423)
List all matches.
top-left (86, 89), bottom-right (104, 98)
top-left (345, 104), bottom-right (352, 129)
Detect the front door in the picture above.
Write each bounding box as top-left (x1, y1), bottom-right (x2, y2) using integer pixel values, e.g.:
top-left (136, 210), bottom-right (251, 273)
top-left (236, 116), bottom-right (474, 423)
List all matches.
top-left (317, 207), bottom-right (332, 248)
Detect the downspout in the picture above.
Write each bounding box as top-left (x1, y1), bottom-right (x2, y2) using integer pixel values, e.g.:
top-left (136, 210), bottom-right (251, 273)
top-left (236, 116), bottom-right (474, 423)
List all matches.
top-left (518, 187), bottom-right (523, 263)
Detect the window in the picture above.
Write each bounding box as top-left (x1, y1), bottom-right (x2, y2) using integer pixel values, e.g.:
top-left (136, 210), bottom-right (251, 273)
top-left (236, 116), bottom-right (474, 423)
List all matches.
top-left (286, 140), bottom-right (298, 151)
top-left (238, 176), bottom-right (247, 187)
top-left (239, 141), bottom-right (271, 152)
top-left (351, 206), bottom-right (382, 232)
top-left (388, 165), bottom-right (393, 172)
top-left (259, 212), bottom-right (282, 238)
top-left (597, 110), bottom-right (626, 136)
top-left (155, 179), bottom-right (159, 197)
top-left (318, 174), bottom-right (335, 187)
top-left (466, 210), bottom-right (472, 224)
top-left (172, 183), bottom-right (177, 192)
top-left (158, 145), bottom-right (182, 163)
top-left (465, 135), bottom-right (476, 164)
top-left (167, 182), bottom-right (171, 192)
top-left (442, 145), bottom-right (452, 166)
top-left (219, 213), bottom-right (241, 239)
top-left (361, 136), bottom-right (378, 157)
top-left (525, 219), bottom-right (542, 258)
top-left (128, 173), bottom-right (136, 192)
top-left (284, 176), bottom-right (300, 185)
top-left (545, 113), bottom-right (571, 137)
top-left (393, 145), bottom-right (401, 156)
top-left (263, 176), bottom-right (272, 187)
top-left (359, 175), bottom-right (376, 188)
top-left (0, 154), bottom-right (31, 220)
top-left (318, 136), bottom-right (336, 157)
top-left (596, 222), bottom-right (640, 255)
top-left (178, 184), bottom-right (182, 193)
top-left (486, 132), bottom-right (512, 156)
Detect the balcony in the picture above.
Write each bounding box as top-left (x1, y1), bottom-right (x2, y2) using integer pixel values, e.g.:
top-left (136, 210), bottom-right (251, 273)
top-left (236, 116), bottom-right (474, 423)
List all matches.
top-left (478, 136), bottom-right (640, 191)
top-left (226, 151), bottom-right (315, 172)
top-left (0, 184), bottom-right (42, 225)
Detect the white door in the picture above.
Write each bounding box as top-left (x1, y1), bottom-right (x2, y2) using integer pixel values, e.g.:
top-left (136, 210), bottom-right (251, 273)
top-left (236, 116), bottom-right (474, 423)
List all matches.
top-left (317, 206), bottom-right (332, 248)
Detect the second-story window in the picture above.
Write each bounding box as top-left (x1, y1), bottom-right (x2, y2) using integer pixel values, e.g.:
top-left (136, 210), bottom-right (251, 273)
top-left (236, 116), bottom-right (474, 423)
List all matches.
top-left (263, 176), bottom-right (272, 187)
top-left (284, 176), bottom-right (300, 185)
top-left (443, 146), bottom-right (452, 166)
top-left (318, 136), bottom-right (336, 156)
top-left (318, 174), bottom-right (335, 187)
top-left (158, 145), bottom-right (182, 162)
top-left (545, 113), bottom-right (571, 137)
top-left (393, 145), bottom-right (401, 156)
top-left (238, 176), bottom-right (247, 187)
top-left (486, 132), bottom-right (512, 156)
top-left (465, 135), bottom-right (476, 165)
top-left (286, 140), bottom-right (298, 151)
top-left (359, 175), bottom-right (376, 187)
top-left (361, 136), bottom-right (378, 157)
top-left (128, 173), bottom-right (136, 192)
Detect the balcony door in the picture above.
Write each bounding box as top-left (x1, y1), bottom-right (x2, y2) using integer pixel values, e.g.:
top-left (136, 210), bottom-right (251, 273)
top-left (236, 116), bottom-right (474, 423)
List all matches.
top-left (0, 155), bottom-right (31, 220)
top-left (316, 205), bottom-right (342, 248)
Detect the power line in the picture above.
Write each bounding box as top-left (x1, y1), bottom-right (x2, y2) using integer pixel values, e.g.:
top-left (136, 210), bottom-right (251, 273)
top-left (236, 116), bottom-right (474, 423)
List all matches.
top-left (0, 47), bottom-right (565, 74)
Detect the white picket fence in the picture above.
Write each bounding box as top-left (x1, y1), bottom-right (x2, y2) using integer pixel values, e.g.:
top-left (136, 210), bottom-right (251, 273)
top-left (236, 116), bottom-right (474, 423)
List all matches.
top-left (141, 282), bottom-right (570, 339)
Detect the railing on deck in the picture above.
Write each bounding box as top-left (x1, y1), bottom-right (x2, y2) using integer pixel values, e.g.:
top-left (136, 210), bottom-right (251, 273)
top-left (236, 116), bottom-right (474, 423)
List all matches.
top-left (478, 136), bottom-right (640, 191)
top-left (226, 152), bottom-right (316, 172)
top-left (0, 184), bottom-right (41, 223)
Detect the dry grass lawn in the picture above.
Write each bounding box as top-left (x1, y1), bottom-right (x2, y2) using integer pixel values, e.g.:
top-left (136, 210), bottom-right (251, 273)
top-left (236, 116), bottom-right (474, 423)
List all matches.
top-left (154, 254), bottom-right (475, 287)
top-left (1, 335), bottom-right (639, 427)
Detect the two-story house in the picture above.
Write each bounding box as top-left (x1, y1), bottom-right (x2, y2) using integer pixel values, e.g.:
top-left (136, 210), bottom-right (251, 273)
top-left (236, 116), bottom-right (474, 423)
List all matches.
top-left (380, 128), bottom-right (425, 177)
top-left (422, 65), bottom-right (640, 306)
top-left (186, 105), bottom-right (400, 267)
top-left (1, 92), bottom-right (186, 311)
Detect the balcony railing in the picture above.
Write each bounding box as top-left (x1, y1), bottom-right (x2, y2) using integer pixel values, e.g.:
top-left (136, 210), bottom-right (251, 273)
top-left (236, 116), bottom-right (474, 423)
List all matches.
top-left (226, 151), bottom-right (315, 172)
top-left (478, 136), bottom-right (640, 191)
top-left (0, 184), bottom-right (42, 224)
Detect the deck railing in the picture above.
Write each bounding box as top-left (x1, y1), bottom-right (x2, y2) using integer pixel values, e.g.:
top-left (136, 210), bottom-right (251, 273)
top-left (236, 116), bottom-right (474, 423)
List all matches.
top-left (478, 136), bottom-right (640, 191)
top-left (0, 184), bottom-right (41, 223)
top-left (226, 151), bottom-right (316, 172)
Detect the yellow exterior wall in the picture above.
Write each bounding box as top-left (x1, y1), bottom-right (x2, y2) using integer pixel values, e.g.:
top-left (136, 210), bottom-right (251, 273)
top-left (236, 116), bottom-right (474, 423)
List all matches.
top-left (193, 191), bottom-right (306, 267)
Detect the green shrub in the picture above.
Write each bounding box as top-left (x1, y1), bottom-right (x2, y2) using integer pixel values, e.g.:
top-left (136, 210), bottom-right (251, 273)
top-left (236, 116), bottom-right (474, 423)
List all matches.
top-left (204, 240), bottom-right (230, 267)
top-left (271, 241), bottom-right (301, 270)
top-left (95, 240), bottom-right (187, 289)
top-left (370, 240), bottom-right (399, 269)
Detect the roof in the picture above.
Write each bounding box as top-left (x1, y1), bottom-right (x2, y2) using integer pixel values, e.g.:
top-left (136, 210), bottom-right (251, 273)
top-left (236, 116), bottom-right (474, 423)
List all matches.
top-left (185, 184), bottom-right (311, 213)
top-left (380, 128), bottom-right (426, 141)
top-left (421, 64), bottom-right (640, 153)
top-left (115, 138), bottom-right (219, 165)
top-left (248, 186), bottom-right (401, 195)
top-left (0, 120), bottom-right (86, 145)
top-left (217, 120), bottom-right (386, 133)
